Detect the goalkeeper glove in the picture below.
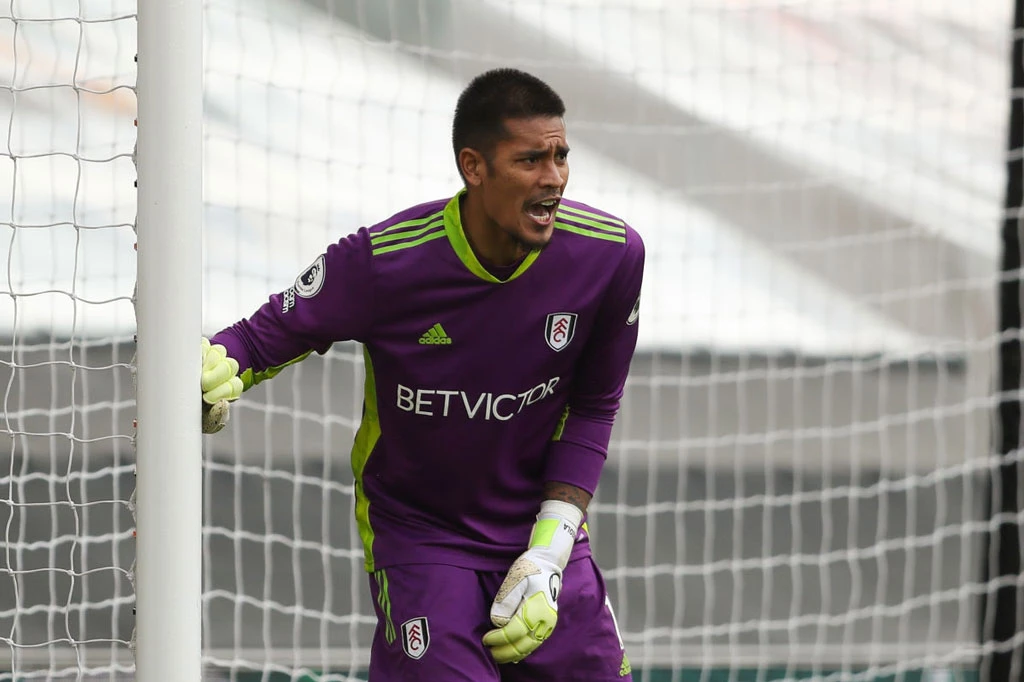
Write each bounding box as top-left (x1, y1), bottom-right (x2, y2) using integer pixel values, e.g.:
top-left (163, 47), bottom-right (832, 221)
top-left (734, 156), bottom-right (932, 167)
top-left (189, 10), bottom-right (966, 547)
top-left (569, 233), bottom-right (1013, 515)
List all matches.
top-left (201, 337), bottom-right (243, 434)
top-left (482, 499), bottom-right (583, 664)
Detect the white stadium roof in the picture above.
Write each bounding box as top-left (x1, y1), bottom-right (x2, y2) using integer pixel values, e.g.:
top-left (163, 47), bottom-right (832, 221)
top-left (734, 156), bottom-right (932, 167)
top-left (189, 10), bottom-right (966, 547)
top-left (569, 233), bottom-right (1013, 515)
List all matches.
top-left (0, 0), bottom-right (1008, 355)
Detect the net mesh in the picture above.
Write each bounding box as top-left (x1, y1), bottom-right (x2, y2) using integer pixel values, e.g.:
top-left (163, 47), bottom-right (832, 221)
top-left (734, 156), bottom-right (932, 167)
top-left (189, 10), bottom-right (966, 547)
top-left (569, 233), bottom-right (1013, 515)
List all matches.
top-left (1, 0), bottom-right (137, 679)
top-left (2, 0), bottom-right (1013, 680)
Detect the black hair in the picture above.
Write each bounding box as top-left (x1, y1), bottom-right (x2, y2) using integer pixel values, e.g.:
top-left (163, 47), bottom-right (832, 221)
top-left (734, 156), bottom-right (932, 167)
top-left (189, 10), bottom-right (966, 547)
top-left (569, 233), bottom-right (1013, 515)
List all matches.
top-left (452, 68), bottom-right (565, 180)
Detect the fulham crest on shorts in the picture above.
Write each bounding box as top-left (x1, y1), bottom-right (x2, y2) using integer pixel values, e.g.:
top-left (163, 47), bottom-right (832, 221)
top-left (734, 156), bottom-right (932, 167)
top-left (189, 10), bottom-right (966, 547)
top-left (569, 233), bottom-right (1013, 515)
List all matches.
top-left (401, 616), bottom-right (430, 659)
top-left (545, 312), bottom-right (577, 352)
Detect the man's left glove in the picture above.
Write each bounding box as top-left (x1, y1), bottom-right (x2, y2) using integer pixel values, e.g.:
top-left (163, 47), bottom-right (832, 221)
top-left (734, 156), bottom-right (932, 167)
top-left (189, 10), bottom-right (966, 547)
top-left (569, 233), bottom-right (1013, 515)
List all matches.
top-left (483, 499), bottom-right (583, 664)
top-left (201, 337), bottom-right (243, 434)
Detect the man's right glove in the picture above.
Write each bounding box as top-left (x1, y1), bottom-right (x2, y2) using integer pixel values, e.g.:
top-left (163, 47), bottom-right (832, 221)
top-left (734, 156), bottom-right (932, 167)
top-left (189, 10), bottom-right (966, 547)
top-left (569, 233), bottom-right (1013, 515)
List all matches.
top-left (483, 499), bottom-right (583, 664)
top-left (201, 337), bottom-right (243, 434)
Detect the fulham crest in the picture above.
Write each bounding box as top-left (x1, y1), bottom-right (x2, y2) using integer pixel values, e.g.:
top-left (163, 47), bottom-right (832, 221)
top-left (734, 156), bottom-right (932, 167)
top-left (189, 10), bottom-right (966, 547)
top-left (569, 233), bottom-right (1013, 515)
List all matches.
top-left (545, 312), bottom-right (578, 352)
top-left (294, 254), bottom-right (326, 299)
top-left (401, 617), bottom-right (430, 660)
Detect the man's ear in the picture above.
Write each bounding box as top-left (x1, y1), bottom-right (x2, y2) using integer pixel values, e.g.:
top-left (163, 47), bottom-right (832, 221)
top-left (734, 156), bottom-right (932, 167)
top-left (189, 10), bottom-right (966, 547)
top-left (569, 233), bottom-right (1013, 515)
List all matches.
top-left (459, 148), bottom-right (486, 187)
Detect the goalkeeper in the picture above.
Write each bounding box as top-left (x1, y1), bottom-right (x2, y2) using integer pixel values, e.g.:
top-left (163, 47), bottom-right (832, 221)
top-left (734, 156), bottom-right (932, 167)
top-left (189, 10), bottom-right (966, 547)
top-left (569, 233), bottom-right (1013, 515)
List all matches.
top-left (202, 68), bottom-right (643, 682)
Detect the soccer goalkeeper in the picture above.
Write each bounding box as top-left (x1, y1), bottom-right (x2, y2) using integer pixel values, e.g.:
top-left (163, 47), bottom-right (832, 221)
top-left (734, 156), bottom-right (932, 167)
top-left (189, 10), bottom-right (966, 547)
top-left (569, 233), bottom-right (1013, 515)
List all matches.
top-left (202, 68), bottom-right (643, 682)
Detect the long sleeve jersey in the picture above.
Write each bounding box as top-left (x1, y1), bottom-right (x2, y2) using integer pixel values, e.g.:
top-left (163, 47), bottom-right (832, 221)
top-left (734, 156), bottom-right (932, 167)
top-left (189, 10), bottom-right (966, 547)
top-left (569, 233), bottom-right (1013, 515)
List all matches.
top-left (212, 190), bottom-right (645, 572)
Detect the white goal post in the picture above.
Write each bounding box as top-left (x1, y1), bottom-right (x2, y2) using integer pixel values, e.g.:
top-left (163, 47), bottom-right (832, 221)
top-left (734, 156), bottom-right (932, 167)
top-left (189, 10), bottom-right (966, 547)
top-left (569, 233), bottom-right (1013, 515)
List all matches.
top-left (134, 0), bottom-right (203, 680)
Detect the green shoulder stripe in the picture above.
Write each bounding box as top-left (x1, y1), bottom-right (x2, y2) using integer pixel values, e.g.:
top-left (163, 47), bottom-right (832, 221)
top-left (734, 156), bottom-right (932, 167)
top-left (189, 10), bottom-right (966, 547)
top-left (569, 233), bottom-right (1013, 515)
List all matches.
top-left (371, 227), bottom-right (446, 256)
top-left (370, 216), bottom-right (444, 246)
top-left (557, 203), bottom-right (626, 228)
top-left (554, 221), bottom-right (626, 244)
top-left (371, 209), bottom-right (445, 238)
top-left (555, 209), bottom-right (626, 235)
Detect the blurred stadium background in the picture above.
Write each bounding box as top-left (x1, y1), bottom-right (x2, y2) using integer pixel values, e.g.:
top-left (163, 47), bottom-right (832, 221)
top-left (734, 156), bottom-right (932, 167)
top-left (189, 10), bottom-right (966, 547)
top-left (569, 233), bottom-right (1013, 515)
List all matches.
top-left (0, 0), bottom-right (1018, 680)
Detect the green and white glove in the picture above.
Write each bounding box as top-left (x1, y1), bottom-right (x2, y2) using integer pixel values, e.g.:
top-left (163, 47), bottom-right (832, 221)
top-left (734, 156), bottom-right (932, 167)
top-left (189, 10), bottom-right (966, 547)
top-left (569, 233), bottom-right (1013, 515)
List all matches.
top-left (201, 337), bottom-right (243, 434)
top-left (483, 499), bottom-right (583, 664)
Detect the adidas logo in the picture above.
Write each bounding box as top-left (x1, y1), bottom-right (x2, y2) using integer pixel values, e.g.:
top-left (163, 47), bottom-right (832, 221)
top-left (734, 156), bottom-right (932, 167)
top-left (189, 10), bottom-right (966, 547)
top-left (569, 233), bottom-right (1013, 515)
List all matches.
top-left (419, 323), bottom-right (452, 345)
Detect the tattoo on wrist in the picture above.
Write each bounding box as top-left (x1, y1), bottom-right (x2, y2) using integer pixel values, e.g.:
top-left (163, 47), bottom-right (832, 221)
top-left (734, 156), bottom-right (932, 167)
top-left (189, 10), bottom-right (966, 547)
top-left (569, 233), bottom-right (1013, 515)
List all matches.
top-left (543, 481), bottom-right (591, 513)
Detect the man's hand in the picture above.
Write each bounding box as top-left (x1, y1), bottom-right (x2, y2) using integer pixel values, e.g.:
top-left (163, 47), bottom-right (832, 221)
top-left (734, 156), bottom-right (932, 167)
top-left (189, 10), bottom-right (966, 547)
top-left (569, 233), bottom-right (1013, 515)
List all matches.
top-left (201, 337), bottom-right (243, 434)
top-left (482, 547), bottom-right (562, 663)
top-left (483, 499), bottom-right (583, 664)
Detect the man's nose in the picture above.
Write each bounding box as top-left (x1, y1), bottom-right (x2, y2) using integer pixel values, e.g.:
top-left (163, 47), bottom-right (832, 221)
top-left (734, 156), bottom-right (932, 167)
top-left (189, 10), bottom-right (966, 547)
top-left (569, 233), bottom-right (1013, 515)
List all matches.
top-left (539, 159), bottom-right (563, 187)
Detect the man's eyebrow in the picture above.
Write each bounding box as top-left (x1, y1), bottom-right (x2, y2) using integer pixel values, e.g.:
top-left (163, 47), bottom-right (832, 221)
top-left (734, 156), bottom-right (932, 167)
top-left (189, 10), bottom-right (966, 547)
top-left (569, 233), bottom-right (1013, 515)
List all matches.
top-left (517, 145), bottom-right (571, 156)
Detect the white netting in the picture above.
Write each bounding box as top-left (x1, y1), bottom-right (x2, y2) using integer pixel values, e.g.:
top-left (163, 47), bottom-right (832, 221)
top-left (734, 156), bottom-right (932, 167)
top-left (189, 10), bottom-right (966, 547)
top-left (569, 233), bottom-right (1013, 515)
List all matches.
top-left (1, 0), bottom-right (1011, 680)
top-left (200, 0), bottom-right (1007, 679)
top-left (0, 0), bottom-right (137, 680)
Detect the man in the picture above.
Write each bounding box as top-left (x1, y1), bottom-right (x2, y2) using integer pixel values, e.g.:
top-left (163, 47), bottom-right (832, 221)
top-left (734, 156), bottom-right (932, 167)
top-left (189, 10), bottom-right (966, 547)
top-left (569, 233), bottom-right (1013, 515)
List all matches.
top-left (201, 68), bottom-right (644, 682)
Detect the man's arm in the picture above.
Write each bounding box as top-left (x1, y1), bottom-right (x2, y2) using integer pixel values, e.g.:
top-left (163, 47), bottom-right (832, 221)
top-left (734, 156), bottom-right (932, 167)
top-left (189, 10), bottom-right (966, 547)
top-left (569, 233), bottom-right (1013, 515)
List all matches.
top-left (211, 229), bottom-right (376, 389)
top-left (200, 229), bottom-right (376, 433)
top-left (544, 229), bottom-right (645, 495)
top-left (543, 481), bottom-right (591, 514)
top-left (483, 229), bottom-right (645, 664)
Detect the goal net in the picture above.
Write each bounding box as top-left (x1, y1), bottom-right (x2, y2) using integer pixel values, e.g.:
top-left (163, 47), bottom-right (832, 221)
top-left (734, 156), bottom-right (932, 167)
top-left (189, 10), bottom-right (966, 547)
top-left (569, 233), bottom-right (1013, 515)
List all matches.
top-left (2, 0), bottom-right (1012, 680)
top-left (0, 0), bottom-right (138, 679)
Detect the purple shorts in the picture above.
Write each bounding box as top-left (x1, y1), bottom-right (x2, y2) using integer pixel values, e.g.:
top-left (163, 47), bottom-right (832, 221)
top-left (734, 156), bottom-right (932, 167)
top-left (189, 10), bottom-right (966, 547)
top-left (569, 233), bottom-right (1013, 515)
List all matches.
top-left (366, 556), bottom-right (632, 681)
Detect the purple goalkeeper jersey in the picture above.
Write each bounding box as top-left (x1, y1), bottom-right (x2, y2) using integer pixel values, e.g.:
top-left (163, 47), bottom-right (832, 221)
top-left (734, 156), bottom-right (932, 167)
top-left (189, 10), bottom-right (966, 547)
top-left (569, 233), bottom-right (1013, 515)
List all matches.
top-left (212, 191), bottom-right (645, 572)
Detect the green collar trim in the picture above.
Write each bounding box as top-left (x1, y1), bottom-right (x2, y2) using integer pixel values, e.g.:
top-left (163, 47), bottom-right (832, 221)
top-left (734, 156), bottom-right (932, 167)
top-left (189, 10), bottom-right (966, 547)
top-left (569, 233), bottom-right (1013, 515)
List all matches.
top-left (443, 190), bottom-right (541, 283)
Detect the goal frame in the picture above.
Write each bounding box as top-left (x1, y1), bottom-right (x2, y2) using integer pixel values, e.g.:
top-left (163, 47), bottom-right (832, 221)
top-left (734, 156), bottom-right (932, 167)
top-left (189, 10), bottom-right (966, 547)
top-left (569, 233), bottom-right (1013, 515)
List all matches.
top-left (134, 1), bottom-right (203, 680)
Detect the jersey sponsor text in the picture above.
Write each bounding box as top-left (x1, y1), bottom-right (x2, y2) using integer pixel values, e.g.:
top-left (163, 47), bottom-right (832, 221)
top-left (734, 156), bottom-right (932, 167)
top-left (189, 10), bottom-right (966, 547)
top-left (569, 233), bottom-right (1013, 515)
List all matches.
top-left (396, 377), bottom-right (560, 421)
top-left (281, 287), bottom-right (296, 314)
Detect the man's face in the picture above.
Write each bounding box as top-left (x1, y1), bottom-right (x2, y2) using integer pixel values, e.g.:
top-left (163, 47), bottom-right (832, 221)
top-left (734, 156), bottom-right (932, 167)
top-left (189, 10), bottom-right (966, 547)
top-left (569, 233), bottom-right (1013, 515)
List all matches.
top-left (474, 116), bottom-right (570, 251)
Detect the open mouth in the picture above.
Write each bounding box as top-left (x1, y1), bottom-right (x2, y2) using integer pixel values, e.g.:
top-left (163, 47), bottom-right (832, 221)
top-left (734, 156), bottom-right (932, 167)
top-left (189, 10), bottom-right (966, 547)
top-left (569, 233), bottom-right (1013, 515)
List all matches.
top-left (525, 198), bottom-right (560, 226)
